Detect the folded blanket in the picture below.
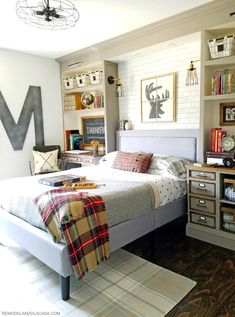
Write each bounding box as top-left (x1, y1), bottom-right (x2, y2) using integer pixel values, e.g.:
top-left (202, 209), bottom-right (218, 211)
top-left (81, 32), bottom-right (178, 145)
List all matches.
top-left (34, 188), bottom-right (110, 279)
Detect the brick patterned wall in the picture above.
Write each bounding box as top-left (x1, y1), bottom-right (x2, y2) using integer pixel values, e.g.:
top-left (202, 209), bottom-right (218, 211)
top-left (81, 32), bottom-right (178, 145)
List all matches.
top-left (118, 41), bottom-right (200, 130)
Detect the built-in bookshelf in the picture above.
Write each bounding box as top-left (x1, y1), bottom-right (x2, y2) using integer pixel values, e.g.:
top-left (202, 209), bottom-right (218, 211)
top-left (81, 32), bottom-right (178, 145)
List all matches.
top-left (200, 28), bottom-right (235, 161)
top-left (61, 61), bottom-right (119, 153)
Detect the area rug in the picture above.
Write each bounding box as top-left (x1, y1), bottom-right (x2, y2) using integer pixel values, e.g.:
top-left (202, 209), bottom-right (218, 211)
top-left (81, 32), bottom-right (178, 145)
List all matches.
top-left (0, 245), bottom-right (196, 317)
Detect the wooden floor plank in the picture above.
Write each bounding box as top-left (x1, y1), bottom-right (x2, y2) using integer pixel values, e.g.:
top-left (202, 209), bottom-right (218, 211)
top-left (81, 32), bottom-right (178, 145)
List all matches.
top-left (124, 215), bottom-right (235, 317)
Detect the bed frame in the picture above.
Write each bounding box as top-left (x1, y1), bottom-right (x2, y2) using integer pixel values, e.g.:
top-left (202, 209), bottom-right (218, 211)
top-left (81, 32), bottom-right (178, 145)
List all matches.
top-left (0, 129), bottom-right (199, 301)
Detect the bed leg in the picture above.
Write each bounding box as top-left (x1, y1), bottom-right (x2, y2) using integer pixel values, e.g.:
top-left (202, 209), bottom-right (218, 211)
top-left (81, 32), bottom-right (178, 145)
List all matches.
top-left (60, 275), bottom-right (70, 301)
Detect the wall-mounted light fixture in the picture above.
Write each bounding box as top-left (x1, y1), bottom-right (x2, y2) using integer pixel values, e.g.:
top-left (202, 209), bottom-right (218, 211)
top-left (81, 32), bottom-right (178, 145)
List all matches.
top-left (107, 76), bottom-right (124, 97)
top-left (186, 61), bottom-right (199, 86)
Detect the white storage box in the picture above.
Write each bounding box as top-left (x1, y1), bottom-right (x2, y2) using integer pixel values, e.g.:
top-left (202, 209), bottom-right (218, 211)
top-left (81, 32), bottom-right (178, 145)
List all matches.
top-left (75, 74), bottom-right (89, 87)
top-left (208, 35), bottom-right (235, 59)
top-left (63, 77), bottom-right (74, 90)
top-left (89, 71), bottom-right (103, 85)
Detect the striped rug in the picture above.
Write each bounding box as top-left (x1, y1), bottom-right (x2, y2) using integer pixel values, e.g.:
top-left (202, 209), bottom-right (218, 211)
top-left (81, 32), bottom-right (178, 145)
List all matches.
top-left (0, 244), bottom-right (196, 317)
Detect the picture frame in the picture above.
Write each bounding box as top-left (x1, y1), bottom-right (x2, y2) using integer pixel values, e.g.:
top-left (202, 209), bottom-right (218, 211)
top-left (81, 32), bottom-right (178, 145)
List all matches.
top-left (81, 115), bottom-right (105, 146)
top-left (141, 72), bottom-right (176, 123)
top-left (220, 103), bottom-right (235, 126)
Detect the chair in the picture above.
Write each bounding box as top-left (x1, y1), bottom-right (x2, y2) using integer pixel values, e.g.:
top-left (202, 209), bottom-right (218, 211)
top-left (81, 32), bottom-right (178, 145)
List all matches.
top-left (29, 145), bottom-right (61, 176)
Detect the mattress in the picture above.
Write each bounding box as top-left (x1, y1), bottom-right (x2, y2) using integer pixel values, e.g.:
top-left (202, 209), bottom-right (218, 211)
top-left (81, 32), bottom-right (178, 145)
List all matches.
top-left (0, 164), bottom-right (186, 229)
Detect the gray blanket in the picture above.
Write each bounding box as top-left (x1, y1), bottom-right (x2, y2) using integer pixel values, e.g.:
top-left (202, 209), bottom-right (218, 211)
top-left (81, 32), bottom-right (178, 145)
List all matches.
top-left (0, 177), bottom-right (155, 229)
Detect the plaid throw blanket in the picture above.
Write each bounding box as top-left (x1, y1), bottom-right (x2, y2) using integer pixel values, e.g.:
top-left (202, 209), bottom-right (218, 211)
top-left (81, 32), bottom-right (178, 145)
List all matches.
top-left (34, 188), bottom-right (110, 279)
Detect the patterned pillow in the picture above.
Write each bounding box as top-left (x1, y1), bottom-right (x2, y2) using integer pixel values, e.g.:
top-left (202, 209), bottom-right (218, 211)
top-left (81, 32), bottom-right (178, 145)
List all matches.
top-left (148, 155), bottom-right (190, 179)
top-left (33, 149), bottom-right (59, 174)
top-left (112, 151), bottom-right (153, 173)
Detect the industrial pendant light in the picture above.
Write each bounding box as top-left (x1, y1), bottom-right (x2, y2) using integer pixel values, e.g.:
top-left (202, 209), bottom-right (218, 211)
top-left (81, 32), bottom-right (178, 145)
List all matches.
top-left (186, 61), bottom-right (199, 86)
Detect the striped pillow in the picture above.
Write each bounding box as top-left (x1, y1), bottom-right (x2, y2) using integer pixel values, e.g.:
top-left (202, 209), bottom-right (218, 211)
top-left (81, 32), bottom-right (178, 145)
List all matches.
top-left (112, 151), bottom-right (153, 173)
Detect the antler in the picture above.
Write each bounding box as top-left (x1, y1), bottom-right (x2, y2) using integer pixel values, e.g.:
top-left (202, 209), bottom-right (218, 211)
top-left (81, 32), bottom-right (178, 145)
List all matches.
top-left (145, 83), bottom-right (156, 102)
top-left (149, 87), bottom-right (170, 119)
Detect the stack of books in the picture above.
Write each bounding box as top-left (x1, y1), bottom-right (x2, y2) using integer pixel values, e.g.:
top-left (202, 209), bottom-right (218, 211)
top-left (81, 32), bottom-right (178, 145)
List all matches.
top-left (210, 128), bottom-right (227, 152)
top-left (65, 130), bottom-right (83, 151)
top-left (38, 175), bottom-right (86, 187)
top-left (206, 151), bottom-right (235, 165)
top-left (211, 69), bottom-right (235, 95)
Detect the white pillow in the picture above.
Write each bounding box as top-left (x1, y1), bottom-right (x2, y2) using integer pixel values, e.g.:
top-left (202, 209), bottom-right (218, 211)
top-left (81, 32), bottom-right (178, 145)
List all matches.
top-left (33, 149), bottom-right (59, 174)
top-left (99, 151), bottom-right (118, 167)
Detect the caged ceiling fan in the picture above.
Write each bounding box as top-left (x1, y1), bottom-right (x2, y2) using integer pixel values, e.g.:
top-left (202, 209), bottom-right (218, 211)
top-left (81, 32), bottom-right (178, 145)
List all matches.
top-left (16, 0), bottom-right (79, 30)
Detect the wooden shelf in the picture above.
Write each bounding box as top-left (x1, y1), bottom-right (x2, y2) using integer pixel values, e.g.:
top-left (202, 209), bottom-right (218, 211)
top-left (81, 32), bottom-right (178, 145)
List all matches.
top-left (220, 199), bottom-right (235, 205)
top-left (204, 93), bottom-right (235, 101)
top-left (63, 83), bottom-right (104, 94)
top-left (204, 56), bottom-right (235, 67)
top-left (63, 107), bottom-right (104, 114)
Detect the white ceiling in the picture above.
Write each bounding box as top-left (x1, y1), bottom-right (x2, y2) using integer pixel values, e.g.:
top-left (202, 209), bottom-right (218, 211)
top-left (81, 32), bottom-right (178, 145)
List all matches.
top-left (1, 0), bottom-right (215, 59)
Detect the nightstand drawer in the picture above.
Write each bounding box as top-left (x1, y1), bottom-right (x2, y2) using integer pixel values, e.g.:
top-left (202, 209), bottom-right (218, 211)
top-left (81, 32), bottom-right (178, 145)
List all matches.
top-left (190, 196), bottom-right (215, 214)
top-left (190, 170), bottom-right (215, 180)
top-left (81, 157), bottom-right (93, 165)
top-left (190, 212), bottom-right (215, 228)
top-left (190, 181), bottom-right (215, 197)
top-left (61, 154), bottom-right (81, 163)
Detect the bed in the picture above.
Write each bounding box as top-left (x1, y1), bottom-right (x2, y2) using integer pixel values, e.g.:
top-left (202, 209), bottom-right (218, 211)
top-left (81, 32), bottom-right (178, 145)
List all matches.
top-left (0, 129), bottom-right (199, 300)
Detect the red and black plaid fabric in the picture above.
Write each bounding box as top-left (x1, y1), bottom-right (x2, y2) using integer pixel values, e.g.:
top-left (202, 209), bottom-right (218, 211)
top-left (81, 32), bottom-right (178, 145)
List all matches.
top-left (34, 188), bottom-right (110, 279)
top-left (112, 151), bottom-right (153, 173)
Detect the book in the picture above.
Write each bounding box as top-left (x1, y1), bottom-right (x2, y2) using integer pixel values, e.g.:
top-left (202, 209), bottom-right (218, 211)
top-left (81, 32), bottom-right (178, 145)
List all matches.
top-left (65, 130), bottom-right (80, 151)
top-left (217, 130), bottom-right (227, 152)
top-left (70, 134), bottom-right (83, 150)
top-left (206, 151), bottom-right (235, 158)
top-left (211, 128), bottom-right (222, 151)
top-left (206, 157), bottom-right (224, 165)
top-left (38, 174), bottom-right (86, 187)
top-left (63, 182), bottom-right (96, 189)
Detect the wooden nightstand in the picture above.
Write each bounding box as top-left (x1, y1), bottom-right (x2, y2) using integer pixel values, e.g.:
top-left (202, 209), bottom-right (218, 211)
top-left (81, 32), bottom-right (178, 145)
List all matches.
top-left (186, 164), bottom-right (235, 251)
top-left (61, 151), bottom-right (104, 169)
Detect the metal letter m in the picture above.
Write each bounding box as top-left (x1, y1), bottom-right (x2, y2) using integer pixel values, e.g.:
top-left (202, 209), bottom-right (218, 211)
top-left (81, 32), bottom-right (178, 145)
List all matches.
top-left (0, 86), bottom-right (44, 150)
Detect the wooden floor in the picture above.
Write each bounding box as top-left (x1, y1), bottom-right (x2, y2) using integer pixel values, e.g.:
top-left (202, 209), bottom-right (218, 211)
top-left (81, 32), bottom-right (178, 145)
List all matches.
top-left (123, 215), bottom-right (235, 317)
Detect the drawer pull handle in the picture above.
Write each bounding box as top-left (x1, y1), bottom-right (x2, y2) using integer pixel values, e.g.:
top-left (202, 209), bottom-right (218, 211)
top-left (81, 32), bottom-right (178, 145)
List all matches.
top-left (198, 172), bottom-right (206, 177)
top-left (199, 200), bottom-right (205, 204)
top-left (196, 204), bottom-right (206, 208)
top-left (197, 216), bottom-right (207, 223)
top-left (197, 183), bottom-right (208, 191)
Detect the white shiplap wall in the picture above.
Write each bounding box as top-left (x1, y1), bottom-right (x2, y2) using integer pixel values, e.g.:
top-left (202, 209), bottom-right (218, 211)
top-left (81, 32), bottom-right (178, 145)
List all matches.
top-left (118, 41), bottom-right (200, 130)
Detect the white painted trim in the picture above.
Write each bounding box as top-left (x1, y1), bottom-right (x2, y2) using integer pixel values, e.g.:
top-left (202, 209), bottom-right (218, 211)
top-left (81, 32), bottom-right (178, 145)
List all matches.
top-left (57, 0), bottom-right (235, 68)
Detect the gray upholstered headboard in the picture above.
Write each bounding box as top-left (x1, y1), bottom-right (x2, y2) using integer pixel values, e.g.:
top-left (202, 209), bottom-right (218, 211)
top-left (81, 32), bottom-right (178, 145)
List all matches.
top-left (116, 129), bottom-right (199, 161)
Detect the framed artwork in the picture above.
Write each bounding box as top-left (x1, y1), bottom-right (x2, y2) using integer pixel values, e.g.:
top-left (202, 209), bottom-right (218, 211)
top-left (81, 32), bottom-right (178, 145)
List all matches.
top-left (220, 103), bottom-right (235, 126)
top-left (81, 115), bottom-right (105, 146)
top-left (141, 72), bottom-right (176, 123)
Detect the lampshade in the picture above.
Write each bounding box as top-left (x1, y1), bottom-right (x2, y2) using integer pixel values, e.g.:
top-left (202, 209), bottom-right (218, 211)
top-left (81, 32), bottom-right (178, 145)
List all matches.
top-left (16, 0), bottom-right (79, 30)
top-left (186, 61), bottom-right (198, 86)
top-left (116, 79), bottom-right (124, 97)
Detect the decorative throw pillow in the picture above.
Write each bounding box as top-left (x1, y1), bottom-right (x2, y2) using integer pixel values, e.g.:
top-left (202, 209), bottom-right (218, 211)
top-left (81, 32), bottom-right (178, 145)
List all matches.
top-left (148, 154), bottom-right (190, 179)
top-left (33, 149), bottom-right (59, 174)
top-left (112, 151), bottom-right (153, 173)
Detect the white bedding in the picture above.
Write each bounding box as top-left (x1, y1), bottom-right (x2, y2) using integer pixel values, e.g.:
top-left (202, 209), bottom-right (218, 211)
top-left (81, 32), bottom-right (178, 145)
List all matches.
top-left (0, 164), bottom-right (186, 229)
